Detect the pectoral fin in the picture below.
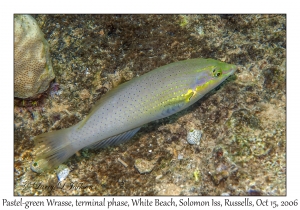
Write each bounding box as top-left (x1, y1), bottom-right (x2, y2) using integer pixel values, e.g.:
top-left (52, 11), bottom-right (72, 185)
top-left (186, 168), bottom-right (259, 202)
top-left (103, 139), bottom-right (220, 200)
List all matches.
top-left (86, 127), bottom-right (141, 150)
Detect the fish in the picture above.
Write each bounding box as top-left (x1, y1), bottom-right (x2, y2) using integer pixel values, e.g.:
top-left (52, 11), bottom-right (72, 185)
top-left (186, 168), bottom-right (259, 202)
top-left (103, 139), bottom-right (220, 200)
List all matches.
top-left (30, 58), bottom-right (237, 173)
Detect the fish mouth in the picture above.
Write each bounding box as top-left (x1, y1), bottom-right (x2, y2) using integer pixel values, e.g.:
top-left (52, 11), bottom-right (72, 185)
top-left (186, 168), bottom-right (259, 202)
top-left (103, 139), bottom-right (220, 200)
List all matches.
top-left (224, 65), bottom-right (237, 76)
top-left (230, 65), bottom-right (237, 75)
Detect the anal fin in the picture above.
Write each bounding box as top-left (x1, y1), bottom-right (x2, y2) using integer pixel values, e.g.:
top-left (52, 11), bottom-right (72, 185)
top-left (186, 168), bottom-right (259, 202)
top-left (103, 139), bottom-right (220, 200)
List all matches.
top-left (87, 127), bottom-right (141, 150)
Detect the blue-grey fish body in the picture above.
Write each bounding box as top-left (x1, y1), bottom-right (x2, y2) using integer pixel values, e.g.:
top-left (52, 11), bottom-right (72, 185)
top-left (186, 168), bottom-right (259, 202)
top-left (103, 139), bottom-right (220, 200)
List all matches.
top-left (31, 58), bottom-right (236, 173)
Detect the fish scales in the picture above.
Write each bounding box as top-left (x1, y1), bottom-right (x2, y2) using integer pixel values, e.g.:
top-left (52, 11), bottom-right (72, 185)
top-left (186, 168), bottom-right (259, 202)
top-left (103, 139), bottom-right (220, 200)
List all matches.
top-left (73, 60), bottom-right (208, 147)
top-left (31, 58), bottom-right (236, 173)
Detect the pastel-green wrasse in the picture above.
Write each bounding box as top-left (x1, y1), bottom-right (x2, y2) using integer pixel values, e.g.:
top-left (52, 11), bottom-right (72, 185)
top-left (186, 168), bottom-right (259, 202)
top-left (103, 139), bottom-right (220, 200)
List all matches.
top-left (31, 58), bottom-right (236, 173)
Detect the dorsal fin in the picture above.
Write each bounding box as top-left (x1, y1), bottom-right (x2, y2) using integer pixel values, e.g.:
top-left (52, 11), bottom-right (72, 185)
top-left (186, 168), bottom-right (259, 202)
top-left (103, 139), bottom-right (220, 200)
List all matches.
top-left (86, 127), bottom-right (141, 150)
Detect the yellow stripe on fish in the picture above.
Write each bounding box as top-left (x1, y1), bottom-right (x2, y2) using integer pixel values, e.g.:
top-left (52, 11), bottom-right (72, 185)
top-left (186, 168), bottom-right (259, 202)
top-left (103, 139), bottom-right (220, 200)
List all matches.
top-left (31, 58), bottom-right (237, 173)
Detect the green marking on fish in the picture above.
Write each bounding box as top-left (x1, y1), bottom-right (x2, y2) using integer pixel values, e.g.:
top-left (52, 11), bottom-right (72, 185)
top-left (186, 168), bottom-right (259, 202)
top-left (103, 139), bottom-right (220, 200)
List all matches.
top-left (30, 58), bottom-right (237, 173)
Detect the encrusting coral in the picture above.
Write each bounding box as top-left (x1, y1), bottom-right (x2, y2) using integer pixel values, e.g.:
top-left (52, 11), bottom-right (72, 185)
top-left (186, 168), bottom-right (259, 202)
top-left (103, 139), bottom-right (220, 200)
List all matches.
top-left (14, 15), bottom-right (55, 98)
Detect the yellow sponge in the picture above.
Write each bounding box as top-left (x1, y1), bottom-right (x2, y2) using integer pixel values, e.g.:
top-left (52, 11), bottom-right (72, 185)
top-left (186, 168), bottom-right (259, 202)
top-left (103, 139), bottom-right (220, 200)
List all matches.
top-left (14, 15), bottom-right (55, 98)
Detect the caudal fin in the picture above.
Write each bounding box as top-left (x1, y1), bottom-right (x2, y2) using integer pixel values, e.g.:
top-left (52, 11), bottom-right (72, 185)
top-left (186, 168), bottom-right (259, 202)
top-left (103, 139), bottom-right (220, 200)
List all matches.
top-left (30, 128), bottom-right (75, 173)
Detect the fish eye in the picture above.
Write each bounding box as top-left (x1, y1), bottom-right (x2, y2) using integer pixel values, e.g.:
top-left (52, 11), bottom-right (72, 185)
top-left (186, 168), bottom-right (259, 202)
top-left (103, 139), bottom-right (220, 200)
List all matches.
top-left (33, 162), bottom-right (38, 167)
top-left (213, 70), bottom-right (222, 77)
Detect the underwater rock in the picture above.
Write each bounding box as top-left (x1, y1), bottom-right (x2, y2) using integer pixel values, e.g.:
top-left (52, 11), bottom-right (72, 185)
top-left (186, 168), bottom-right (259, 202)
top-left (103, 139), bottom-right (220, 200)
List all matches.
top-left (134, 158), bottom-right (156, 174)
top-left (56, 164), bottom-right (70, 181)
top-left (177, 153), bottom-right (184, 160)
top-left (210, 163), bottom-right (230, 185)
top-left (187, 128), bottom-right (202, 145)
top-left (14, 15), bottom-right (55, 98)
top-left (208, 146), bottom-right (239, 185)
top-left (157, 183), bottom-right (182, 195)
top-left (227, 108), bottom-right (260, 130)
top-left (247, 188), bottom-right (262, 196)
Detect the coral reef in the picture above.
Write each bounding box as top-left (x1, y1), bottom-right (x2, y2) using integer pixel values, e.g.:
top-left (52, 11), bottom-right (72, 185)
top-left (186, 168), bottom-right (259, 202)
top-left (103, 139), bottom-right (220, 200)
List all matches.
top-left (14, 14), bottom-right (285, 196)
top-left (14, 15), bottom-right (55, 98)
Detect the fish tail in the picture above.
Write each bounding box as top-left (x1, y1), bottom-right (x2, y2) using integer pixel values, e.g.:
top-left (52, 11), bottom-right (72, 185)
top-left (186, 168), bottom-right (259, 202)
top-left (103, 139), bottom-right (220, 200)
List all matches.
top-left (31, 128), bottom-right (75, 173)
